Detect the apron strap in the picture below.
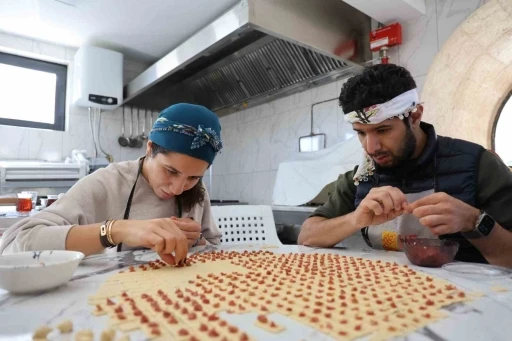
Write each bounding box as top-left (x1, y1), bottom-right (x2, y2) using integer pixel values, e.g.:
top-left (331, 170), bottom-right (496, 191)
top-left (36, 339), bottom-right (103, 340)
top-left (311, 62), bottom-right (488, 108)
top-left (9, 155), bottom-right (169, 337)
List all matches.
top-left (176, 196), bottom-right (182, 218)
top-left (117, 157), bottom-right (144, 252)
top-left (117, 157), bottom-right (183, 252)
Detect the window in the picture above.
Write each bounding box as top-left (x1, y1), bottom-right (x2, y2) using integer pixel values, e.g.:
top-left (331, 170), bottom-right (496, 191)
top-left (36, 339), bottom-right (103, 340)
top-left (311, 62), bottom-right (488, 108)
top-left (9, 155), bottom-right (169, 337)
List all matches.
top-left (492, 92), bottom-right (512, 166)
top-left (0, 52), bottom-right (67, 131)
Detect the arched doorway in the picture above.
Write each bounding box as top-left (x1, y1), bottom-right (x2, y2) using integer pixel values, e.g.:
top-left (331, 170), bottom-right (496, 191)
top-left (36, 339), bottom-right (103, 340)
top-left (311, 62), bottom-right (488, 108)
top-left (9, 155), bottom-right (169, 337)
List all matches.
top-left (493, 93), bottom-right (512, 165)
top-left (421, 0), bottom-right (512, 149)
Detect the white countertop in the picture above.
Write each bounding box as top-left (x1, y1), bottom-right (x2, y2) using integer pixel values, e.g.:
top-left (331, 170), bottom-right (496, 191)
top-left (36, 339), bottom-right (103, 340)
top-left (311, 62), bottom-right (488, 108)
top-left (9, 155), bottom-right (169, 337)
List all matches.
top-left (1, 245), bottom-right (512, 341)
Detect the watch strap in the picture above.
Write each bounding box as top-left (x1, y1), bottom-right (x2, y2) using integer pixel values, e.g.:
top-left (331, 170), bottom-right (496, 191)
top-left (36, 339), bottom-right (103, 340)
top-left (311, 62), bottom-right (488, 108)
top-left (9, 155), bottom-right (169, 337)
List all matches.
top-left (100, 220), bottom-right (117, 248)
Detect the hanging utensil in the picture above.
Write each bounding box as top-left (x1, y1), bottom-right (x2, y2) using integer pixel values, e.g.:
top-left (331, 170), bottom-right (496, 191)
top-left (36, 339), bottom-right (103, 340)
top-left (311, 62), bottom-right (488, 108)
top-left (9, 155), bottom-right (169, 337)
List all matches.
top-left (140, 108), bottom-right (148, 141)
top-left (129, 106), bottom-right (139, 148)
top-left (133, 107), bottom-right (144, 148)
top-left (118, 106), bottom-right (130, 147)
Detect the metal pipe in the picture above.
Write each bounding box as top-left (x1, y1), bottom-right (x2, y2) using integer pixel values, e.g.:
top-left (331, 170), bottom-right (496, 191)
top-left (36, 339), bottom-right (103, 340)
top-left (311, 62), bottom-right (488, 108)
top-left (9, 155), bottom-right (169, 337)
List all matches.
top-left (310, 97), bottom-right (339, 134)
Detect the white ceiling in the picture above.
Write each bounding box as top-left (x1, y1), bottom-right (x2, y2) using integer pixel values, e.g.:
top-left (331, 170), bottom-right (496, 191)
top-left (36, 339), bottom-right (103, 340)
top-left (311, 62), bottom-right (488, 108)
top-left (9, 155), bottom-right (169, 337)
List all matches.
top-left (342, 0), bottom-right (426, 23)
top-left (0, 0), bottom-right (239, 62)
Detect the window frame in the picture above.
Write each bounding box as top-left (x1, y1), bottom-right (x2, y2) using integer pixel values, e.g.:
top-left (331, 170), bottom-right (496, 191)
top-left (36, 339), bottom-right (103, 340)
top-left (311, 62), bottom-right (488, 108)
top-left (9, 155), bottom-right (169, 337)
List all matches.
top-left (0, 51), bottom-right (67, 131)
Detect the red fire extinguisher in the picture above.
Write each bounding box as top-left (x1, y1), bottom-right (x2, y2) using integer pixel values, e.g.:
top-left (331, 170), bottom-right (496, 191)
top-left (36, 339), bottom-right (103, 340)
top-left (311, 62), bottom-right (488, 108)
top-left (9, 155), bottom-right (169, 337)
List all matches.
top-left (370, 23), bottom-right (402, 64)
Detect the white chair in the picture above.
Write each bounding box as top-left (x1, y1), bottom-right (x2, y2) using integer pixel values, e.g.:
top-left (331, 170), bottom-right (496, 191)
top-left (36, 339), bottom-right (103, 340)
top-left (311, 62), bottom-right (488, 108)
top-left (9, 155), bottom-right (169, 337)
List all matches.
top-left (210, 205), bottom-right (281, 246)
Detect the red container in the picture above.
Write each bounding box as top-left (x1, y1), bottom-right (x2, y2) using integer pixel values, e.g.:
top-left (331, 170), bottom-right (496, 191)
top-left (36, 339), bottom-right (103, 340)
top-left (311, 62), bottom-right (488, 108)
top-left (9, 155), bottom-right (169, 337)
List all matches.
top-left (16, 197), bottom-right (32, 213)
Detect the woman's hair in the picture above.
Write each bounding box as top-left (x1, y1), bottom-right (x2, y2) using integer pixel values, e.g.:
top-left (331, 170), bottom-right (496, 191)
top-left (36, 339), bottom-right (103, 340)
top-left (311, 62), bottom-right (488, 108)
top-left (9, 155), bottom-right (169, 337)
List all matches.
top-left (339, 64), bottom-right (417, 113)
top-left (150, 142), bottom-right (206, 212)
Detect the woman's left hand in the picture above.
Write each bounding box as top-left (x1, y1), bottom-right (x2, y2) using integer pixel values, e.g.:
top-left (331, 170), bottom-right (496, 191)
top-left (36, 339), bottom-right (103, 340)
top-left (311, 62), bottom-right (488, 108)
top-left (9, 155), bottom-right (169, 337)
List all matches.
top-left (171, 217), bottom-right (202, 247)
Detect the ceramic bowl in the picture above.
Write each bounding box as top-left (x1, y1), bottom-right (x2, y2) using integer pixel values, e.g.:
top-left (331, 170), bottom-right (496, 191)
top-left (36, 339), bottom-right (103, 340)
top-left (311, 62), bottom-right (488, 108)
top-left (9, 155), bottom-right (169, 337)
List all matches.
top-left (0, 250), bottom-right (84, 294)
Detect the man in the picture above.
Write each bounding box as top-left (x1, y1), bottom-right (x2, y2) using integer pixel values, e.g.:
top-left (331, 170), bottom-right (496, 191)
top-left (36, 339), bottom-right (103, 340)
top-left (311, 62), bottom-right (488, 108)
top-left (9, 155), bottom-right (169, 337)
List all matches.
top-left (298, 64), bottom-right (512, 268)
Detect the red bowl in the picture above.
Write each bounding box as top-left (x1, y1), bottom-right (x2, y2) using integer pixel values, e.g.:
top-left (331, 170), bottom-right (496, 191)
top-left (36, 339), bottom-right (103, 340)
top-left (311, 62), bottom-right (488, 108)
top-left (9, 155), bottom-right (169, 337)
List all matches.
top-left (402, 238), bottom-right (459, 268)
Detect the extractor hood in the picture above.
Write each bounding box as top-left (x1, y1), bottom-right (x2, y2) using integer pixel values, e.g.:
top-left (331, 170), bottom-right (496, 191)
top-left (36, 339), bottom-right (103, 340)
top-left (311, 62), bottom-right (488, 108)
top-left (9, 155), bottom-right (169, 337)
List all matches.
top-left (124, 0), bottom-right (373, 116)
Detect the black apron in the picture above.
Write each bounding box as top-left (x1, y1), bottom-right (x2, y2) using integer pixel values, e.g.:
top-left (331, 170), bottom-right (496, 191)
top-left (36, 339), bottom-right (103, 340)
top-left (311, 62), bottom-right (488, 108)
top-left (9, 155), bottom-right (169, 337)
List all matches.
top-left (117, 157), bottom-right (182, 251)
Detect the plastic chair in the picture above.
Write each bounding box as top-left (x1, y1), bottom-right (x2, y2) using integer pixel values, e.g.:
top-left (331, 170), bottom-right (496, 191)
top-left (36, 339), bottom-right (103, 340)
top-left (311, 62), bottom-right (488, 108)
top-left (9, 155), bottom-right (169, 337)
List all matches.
top-left (210, 205), bottom-right (281, 246)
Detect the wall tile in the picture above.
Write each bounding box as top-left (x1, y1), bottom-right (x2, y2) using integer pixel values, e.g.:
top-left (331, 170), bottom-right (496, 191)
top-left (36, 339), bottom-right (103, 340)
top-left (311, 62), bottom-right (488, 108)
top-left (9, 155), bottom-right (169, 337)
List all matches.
top-left (291, 87), bottom-right (312, 108)
top-left (251, 118), bottom-right (271, 172)
top-left (28, 129), bottom-right (64, 162)
top-left (236, 173), bottom-right (253, 204)
top-left (270, 111), bottom-right (290, 170)
top-left (210, 175), bottom-right (222, 200)
top-left (217, 174), bottom-right (239, 201)
top-left (0, 125), bottom-right (30, 159)
top-left (337, 109), bottom-right (356, 142)
top-left (436, 0), bottom-right (484, 49)
top-left (238, 102), bottom-right (274, 124)
top-left (398, 0), bottom-right (439, 77)
top-left (237, 122), bottom-right (257, 174)
top-left (310, 81), bottom-right (338, 103)
top-left (252, 171), bottom-right (274, 204)
top-left (61, 114), bottom-right (96, 159)
top-left (312, 102), bottom-right (339, 148)
top-left (273, 95), bottom-right (293, 115)
top-left (288, 105), bottom-right (311, 153)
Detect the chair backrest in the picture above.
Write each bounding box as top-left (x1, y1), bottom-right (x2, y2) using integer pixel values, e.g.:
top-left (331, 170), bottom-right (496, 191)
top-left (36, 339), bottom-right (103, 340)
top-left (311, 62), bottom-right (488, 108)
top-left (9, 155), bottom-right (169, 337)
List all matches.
top-left (210, 205), bottom-right (281, 246)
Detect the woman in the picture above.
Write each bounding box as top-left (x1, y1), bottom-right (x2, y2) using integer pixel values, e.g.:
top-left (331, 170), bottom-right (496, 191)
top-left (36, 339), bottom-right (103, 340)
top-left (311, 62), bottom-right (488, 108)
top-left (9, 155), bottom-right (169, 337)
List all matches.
top-left (0, 103), bottom-right (223, 265)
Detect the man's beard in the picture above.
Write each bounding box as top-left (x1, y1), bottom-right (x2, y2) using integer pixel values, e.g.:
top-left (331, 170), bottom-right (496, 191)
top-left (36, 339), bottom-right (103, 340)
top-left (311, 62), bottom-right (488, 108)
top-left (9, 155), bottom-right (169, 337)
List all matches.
top-left (370, 126), bottom-right (417, 168)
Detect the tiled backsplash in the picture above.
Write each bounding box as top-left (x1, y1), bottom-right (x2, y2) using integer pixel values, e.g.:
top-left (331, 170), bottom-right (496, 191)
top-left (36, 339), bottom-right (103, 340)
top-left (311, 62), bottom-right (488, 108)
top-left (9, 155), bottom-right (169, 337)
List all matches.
top-left (211, 0), bottom-right (486, 205)
top-left (0, 32), bottom-right (149, 163)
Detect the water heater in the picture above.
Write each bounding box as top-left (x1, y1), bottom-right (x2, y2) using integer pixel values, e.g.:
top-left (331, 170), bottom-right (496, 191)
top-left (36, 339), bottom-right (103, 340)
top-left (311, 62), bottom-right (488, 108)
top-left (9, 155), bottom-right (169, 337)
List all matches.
top-left (73, 46), bottom-right (123, 110)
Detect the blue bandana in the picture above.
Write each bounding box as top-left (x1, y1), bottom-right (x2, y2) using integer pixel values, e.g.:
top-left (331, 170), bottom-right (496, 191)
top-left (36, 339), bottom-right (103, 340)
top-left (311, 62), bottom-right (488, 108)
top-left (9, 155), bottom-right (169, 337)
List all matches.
top-left (149, 104), bottom-right (222, 165)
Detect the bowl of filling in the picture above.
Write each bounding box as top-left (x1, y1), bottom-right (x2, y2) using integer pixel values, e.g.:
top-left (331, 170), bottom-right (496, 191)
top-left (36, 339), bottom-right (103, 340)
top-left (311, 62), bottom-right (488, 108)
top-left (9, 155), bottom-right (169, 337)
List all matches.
top-left (401, 237), bottom-right (459, 268)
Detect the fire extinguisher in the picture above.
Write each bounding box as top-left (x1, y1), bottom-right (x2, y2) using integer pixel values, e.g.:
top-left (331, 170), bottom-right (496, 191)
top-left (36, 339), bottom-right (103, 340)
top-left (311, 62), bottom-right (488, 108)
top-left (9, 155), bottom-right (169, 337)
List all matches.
top-left (370, 23), bottom-right (402, 64)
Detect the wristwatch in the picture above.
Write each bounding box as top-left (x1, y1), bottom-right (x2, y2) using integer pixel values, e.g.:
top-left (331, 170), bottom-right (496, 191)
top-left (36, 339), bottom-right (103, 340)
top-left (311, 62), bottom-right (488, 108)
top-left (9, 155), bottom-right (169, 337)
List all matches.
top-left (462, 210), bottom-right (495, 239)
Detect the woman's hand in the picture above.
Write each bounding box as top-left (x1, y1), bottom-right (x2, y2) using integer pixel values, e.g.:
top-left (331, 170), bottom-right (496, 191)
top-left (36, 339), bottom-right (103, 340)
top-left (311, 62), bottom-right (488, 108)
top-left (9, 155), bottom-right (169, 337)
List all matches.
top-left (171, 217), bottom-right (202, 247)
top-left (111, 219), bottom-right (188, 265)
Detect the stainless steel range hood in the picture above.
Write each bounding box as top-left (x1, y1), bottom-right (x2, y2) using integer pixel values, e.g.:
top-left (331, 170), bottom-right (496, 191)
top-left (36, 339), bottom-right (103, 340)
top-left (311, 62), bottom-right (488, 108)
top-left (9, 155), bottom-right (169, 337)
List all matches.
top-left (124, 0), bottom-right (372, 116)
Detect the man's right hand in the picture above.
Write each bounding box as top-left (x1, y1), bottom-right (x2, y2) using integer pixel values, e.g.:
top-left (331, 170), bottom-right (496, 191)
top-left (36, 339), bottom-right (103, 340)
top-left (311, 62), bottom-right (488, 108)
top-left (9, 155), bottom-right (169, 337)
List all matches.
top-left (112, 218), bottom-right (188, 265)
top-left (351, 186), bottom-right (408, 228)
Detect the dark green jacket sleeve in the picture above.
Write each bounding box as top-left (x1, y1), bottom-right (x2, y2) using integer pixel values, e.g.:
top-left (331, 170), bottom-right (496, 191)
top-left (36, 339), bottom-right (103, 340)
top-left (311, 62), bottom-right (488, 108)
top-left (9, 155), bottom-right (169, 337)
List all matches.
top-left (310, 166), bottom-right (358, 219)
top-left (477, 150), bottom-right (512, 230)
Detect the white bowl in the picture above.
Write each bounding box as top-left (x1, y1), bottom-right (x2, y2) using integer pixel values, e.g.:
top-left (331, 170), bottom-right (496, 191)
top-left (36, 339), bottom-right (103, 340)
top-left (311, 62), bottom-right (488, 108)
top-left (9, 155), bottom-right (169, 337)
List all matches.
top-left (0, 250), bottom-right (84, 294)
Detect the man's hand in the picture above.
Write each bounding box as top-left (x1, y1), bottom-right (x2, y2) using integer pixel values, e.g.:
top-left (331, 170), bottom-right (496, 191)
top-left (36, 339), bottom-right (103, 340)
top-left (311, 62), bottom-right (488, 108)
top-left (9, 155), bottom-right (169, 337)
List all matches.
top-left (352, 186), bottom-right (408, 228)
top-left (406, 192), bottom-right (480, 235)
top-left (171, 217), bottom-right (202, 247)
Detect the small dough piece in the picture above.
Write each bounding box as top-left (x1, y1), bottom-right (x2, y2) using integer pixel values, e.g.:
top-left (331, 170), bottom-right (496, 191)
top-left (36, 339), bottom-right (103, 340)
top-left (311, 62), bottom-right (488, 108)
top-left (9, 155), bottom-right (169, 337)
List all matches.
top-left (57, 320), bottom-right (73, 333)
top-left (101, 328), bottom-right (116, 341)
top-left (254, 315), bottom-right (285, 333)
top-left (33, 325), bottom-right (52, 339)
top-left (75, 329), bottom-right (94, 341)
top-left (491, 286), bottom-right (508, 293)
top-left (116, 334), bottom-right (130, 341)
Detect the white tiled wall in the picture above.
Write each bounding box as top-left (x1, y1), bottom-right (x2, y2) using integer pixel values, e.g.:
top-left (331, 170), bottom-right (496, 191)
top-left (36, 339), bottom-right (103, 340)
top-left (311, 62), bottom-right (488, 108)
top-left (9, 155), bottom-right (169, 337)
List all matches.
top-left (211, 0), bottom-right (485, 205)
top-left (0, 32), bottom-right (149, 163)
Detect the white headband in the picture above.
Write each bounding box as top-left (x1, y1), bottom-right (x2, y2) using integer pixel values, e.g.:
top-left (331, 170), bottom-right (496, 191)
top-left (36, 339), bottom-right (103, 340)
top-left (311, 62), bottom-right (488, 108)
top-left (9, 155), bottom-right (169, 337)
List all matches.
top-left (345, 88), bottom-right (420, 124)
top-left (346, 89), bottom-right (421, 185)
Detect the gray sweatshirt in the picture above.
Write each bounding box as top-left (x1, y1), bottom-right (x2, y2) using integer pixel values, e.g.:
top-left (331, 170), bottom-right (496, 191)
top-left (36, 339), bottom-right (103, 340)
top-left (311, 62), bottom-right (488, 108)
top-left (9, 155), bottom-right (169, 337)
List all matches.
top-left (0, 159), bottom-right (221, 254)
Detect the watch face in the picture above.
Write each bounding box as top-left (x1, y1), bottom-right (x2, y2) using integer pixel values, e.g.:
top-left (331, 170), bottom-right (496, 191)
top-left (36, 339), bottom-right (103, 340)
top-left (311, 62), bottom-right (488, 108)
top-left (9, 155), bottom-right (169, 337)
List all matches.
top-left (478, 215), bottom-right (495, 236)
